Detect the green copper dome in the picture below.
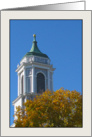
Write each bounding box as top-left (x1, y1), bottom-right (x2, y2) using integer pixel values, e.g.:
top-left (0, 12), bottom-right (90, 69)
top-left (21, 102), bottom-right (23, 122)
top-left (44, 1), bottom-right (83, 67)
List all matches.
top-left (24, 34), bottom-right (49, 59)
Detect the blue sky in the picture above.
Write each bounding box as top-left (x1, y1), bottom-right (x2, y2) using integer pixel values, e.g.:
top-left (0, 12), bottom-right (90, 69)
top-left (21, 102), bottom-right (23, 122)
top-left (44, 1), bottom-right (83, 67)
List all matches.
top-left (10, 20), bottom-right (82, 126)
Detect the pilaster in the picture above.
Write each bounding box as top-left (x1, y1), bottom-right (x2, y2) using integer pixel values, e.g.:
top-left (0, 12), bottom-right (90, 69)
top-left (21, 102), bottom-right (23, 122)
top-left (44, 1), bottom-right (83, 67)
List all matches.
top-left (32, 66), bottom-right (35, 93)
top-left (18, 74), bottom-right (20, 96)
top-left (48, 69), bottom-right (50, 90)
top-left (52, 72), bottom-right (53, 92)
top-left (19, 74), bottom-right (21, 94)
top-left (24, 68), bottom-right (26, 94)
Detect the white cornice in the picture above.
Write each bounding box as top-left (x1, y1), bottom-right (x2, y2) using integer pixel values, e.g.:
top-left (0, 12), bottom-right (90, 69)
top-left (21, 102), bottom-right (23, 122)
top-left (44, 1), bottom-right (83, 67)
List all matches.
top-left (21, 55), bottom-right (50, 61)
top-left (16, 61), bottom-right (55, 73)
top-left (16, 63), bottom-right (24, 72)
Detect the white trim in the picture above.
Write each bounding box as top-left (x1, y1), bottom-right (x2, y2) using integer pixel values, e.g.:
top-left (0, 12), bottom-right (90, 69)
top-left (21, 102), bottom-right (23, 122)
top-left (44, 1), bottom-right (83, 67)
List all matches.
top-left (25, 65), bottom-right (32, 69)
top-left (12, 95), bottom-right (23, 105)
top-left (16, 63), bottom-right (24, 73)
top-left (26, 76), bottom-right (31, 93)
top-left (33, 55), bottom-right (50, 60)
top-left (33, 64), bottom-right (51, 70)
top-left (18, 74), bottom-right (19, 96)
top-left (24, 68), bottom-right (26, 94)
top-left (36, 70), bottom-right (46, 79)
top-left (48, 69), bottom-right (50, 90)
top-left (32, 66), bottom-right (35, 93)
top-left (20, 72), bottom-right (24, 95)
top-left (16, 61), bottom-right (55, 72)
top-left (50, 71), bottom-right (53, 92)
top-left (20, 56), bottom-right (27, 65)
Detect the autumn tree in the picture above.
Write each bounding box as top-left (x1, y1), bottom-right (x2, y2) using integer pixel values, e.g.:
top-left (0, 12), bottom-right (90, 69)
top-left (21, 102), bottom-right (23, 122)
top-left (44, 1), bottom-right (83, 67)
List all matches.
top-left (14, 88), bottom-right (82, 127)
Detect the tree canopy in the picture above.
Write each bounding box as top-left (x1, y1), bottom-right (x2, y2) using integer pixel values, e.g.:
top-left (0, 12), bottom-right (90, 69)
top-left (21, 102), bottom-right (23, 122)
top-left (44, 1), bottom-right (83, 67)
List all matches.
top-left (14, 88), bottom-right (82, 127)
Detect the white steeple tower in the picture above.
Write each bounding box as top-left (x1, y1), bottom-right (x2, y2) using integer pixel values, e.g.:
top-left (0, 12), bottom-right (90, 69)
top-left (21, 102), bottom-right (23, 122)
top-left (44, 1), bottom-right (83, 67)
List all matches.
top-left (13, 34), bottom-right (55, 114)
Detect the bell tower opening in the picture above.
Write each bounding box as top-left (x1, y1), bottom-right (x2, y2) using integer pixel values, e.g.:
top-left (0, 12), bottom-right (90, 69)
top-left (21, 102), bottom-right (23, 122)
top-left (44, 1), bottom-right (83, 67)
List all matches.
top-left (37, 73), bottom-right (45, 93)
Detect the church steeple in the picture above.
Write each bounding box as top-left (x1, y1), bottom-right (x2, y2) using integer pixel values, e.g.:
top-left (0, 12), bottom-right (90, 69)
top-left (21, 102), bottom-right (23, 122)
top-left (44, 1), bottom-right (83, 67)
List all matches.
top-left (33, 34), bottom-right (36, 41)
top-left (30, 34), bottom-right (41, 54)
top-left (24, 34), bottom-right (49, 58)
top-left (12, 33), bottom-right (55, 127)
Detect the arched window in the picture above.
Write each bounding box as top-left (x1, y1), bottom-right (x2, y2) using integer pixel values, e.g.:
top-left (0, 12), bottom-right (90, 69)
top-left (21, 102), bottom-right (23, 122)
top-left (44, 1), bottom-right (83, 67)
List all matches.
top-left (37, 73), bottom-right (45, 93)
top-left (21, 76), bottom-right (24, 94)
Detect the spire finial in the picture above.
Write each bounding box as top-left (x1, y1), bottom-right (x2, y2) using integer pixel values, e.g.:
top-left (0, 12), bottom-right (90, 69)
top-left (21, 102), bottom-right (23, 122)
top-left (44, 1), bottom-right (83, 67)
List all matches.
top-left (33, 34), bottom-right (36, 41)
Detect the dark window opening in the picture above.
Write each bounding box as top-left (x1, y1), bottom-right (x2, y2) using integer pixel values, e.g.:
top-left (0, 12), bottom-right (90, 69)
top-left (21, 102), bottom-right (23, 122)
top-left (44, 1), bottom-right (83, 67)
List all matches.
top-left (37, 73), bottom-right (45, 93)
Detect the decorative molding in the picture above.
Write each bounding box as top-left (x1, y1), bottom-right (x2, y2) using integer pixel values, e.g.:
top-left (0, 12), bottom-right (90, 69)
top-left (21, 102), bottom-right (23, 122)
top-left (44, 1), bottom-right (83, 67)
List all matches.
top-left (16, 60), bottom-right (55, 73)
top-left (26, 76), bottom-right (32, 93)
top-left (26, 68), bottom-right (32, 76)
top-left (35, 68), bottom-right (47, 78)
top-left (34, 56), bottom-right (48, 64)
top-left (20, 55), bottom-right (50, 66)
top-left (32, 67), bottom-right (35, 93)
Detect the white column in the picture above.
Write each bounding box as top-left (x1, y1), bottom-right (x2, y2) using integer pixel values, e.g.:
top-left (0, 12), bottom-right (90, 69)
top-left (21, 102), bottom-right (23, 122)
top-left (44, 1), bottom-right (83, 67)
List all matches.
top-left (52, 72), bottom-right (53, 92)
top-left (32, 66), bottom-right (35, 93)
top-left (20, 75), bottom-right (22, 95)
top-left (18, 74), bottom-right (20, 96)
top-left (24, 68), bottom-right (26, 94)
top-left (48, 69), bottom-right (50, 90)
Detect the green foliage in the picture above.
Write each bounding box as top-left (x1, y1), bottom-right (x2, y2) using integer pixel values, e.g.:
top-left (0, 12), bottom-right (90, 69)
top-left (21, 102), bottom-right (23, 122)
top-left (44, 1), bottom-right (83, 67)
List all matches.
top-left (14, 88), bottom-right (82, 127)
